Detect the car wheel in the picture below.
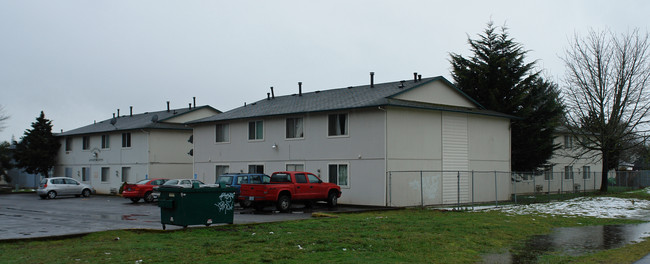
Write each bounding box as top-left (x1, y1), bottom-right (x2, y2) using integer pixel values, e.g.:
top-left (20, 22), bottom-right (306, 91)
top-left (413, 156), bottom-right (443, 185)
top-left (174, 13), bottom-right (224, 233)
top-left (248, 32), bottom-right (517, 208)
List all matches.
top-left (82, 189), bottom-right (91, 197)
top-left (239, 200), bottom-right (252, 208)
top-left (47, 191), bottom-right (57, 199)
top-left (276, 195), bottom-right (291, 212)
top-left (327, 191), bottom-right (338, 208)
top-left (130, 198), bottom-right (140, 203)
top-left (144, 192), bottom-right (154, 203)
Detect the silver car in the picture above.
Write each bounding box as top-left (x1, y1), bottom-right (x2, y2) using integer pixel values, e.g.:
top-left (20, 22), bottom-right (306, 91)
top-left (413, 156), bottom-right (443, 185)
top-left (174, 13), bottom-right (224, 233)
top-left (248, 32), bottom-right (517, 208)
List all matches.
top-left (151, 179), bottom-right (210, 199)
top-left (37, 177), bottom-right (96, 199)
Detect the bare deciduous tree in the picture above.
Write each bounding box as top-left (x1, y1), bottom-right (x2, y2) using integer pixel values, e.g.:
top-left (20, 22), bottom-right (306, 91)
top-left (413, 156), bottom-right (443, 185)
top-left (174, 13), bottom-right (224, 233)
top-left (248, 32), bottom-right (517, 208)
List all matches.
top-left (562, 29), bottom-right (650, 192)
top-left (0, 105), bottom-right (8, 132)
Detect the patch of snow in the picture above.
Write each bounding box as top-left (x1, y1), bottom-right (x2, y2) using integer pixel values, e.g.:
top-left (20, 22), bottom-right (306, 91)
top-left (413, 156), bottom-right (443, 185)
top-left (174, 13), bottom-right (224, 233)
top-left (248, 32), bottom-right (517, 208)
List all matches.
top-left (487, 197), bottom-right (650, 219)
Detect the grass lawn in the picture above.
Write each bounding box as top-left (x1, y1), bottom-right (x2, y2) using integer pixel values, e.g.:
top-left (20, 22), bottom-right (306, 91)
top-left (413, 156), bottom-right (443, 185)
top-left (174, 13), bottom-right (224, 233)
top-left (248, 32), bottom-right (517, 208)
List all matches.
top-left (0, 209), bottom-right (647, 264)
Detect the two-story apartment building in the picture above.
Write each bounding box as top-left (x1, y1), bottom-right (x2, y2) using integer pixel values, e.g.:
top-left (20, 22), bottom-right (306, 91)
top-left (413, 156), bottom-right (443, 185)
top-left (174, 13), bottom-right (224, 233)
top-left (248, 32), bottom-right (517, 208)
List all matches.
top-left (189, 74), bottom-right (514, 206)
top-left (55, 104), bottom-right (220, 194)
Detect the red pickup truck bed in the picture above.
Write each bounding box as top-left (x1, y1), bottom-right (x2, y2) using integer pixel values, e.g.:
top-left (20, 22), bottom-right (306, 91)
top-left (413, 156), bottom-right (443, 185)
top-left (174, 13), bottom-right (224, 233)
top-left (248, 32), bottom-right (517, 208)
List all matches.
top-left (239, 171), bottom-right (341, 212)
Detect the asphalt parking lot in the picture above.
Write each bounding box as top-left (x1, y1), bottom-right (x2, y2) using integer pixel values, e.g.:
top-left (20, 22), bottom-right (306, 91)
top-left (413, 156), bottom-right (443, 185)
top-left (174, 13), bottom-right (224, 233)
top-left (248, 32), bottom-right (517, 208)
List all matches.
top-left (0, 193), bottom-right (368, 240)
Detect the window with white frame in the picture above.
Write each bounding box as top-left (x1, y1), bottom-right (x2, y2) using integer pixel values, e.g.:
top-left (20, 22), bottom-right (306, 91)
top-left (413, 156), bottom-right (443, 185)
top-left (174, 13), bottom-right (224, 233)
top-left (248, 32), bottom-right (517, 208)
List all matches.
top-left (65, 137), bottom-right (73, 151)
top-left (121, 167), bottom-right (131, 182)
top-left (122, 133), bottom-right (131, 148)
top-left (82, 136), bottom-right (90, 150)
top-left (286, 164), bottom-right (304, 171)
top-left (248, 164), bottom-right (264, 174)
top-left (564, 135), bottom-right (573, 149)
top-left (101, 134), bottom-right (110, 149)
top-left (286, 117), bottom-right (304, 139)
top-left (248, 121), bottom-right (264, 140)
top-left (544, 166), bottom-right (553, 180)
top-left (101, 167), bottom-right (110, 182)
top-left (328, 114), bottom-right (348, 136)
top-left (328, 164), bottom-right (349, 187)
top-left (82, 167), bottom-right (90, 181)
top-left (583, 166), bottom-right (591, 179)
top-left (215, 124), bottom-right (230, 143)
top-left (216, 165), bottom-right (229, 178)
top-left (564, 166), bottom-right (574, 179)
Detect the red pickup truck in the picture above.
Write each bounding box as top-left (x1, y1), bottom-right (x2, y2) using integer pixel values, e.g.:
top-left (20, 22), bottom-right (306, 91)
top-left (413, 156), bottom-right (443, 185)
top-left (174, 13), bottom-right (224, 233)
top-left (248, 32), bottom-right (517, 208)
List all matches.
top-left (239, 171), bottom-right (341, 212)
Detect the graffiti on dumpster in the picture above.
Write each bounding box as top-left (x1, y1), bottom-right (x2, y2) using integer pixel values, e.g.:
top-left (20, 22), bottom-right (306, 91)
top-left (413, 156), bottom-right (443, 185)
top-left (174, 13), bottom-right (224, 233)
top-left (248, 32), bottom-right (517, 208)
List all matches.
top-left (215, 192), bottom-right (235, 213)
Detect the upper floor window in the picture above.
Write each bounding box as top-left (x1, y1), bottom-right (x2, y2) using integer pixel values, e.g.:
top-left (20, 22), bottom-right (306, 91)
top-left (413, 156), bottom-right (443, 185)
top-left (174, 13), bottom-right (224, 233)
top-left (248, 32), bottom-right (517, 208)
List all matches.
top-left (248, 121), bottom-right (264, 140)
top-left (215, 124), bottom-right (230, 143)
top-left (564, 135), bottom-right (573, 149)
top-left (65, 137), bottom-right (73, 151)
top-left (122, 133), bottom-right (131, 148)
top-left (286, 118), bottom-right (304, 139)
top-left (328, 114), bottom-right (348, 136)
top-left (82, 136), bottom-right (90, 150)
top-left (101, 134), bottom-right (110, 149)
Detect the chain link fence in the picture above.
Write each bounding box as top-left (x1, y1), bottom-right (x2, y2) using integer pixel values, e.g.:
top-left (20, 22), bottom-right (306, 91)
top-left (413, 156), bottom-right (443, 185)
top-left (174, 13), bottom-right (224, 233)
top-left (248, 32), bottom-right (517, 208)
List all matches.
top-left (387, 170), bottom-right (650, 207)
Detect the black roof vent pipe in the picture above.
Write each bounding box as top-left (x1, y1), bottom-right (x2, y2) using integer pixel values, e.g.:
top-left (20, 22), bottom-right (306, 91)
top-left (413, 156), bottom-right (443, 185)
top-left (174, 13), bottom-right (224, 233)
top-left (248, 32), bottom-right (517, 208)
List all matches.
top-left (193, 97), bottom-right (196, 108)
top-left (271, 87), bottom-right (275, 99)
top-left (298, 82), bottom-right (302, 96)
top-left (267, 92), bottom-right (271, 100)
top-left (130, 106), bottom-right (133, 116)
top-left (370, 72), bottom-right (375, 88)
top-left (189, 103), bottom-right (192, 110)
top-left (418, 74), bottom-right (422, 81)
top-left (413, 72), bottom-right (418, 82)
top-left (399, 80), bottom-right (405, 88)
top-left (167, 101), bottom-right (170, 112)
top-left (117, 109), bottom-right (120, 118)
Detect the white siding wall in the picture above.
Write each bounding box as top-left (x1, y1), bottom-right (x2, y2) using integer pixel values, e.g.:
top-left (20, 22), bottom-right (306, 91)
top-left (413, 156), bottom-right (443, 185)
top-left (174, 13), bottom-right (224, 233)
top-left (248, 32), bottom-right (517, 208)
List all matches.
top-left (148, 130), bottom-right (194, 179)
top-left (55, 131), bottom-right (150, 194)
top-left (385, 108), bottom-right (511, 206)
top-left (193, 108), bottom-right (387, 205)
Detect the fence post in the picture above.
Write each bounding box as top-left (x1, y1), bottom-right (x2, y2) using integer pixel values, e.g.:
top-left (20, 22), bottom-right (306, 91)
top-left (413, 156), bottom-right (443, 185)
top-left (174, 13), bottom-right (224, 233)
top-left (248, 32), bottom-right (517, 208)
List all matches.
top-left (572, 170), bottom-right (575, 194)
top-left (513, 172), bottom-right (517, 204)
top-left (560, 172), bottom-right (564, 197)
top-left (420, 171), bottom-right (424, 207)
top-left (494, 171), bottom-right (498, 207)
top-left (546, 171), bottom-right (555, 201)
top-left (533, 173), bottom-right (536, 195)
top-left (389, 171), bottom-right (392, 207)
top-left (471, 171), bottom-right (475, 210)
top-left (457, 171), bottom-right (461, 209)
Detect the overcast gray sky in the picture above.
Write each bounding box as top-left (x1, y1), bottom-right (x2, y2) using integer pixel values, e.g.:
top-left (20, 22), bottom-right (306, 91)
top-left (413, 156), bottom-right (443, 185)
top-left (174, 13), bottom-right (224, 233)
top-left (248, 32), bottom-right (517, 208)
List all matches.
top-left (0, 0), bottom-right (647, 142)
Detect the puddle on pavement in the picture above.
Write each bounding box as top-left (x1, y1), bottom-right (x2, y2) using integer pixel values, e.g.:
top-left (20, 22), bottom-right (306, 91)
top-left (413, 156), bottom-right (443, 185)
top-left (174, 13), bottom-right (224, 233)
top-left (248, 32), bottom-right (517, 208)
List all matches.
top-left (481, 222), bottom-right (650, 263)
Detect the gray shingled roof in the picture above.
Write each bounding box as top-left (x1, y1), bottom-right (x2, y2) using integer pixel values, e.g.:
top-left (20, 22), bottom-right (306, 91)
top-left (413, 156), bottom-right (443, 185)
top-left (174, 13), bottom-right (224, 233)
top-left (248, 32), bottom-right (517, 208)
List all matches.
top-left (58, 105), bottom-right (219, 136)
top-left (190, 76), bottom-right (513, 124)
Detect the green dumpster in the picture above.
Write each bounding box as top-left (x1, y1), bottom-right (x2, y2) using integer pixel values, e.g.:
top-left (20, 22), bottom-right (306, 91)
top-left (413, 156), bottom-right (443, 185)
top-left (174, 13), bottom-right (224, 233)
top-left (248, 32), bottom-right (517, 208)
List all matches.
top-left (158, 184), bottom-right (237, 230)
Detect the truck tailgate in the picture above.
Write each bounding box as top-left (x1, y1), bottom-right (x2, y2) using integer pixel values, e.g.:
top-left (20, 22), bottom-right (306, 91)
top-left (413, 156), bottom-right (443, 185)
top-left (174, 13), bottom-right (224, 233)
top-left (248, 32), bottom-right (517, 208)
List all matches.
top-left (239, 184), bottom-right (269, 197)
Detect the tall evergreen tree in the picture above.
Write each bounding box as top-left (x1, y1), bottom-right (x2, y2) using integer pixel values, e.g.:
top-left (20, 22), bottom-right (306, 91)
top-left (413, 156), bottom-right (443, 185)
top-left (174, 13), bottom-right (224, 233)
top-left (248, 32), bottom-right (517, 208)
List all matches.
top-left (14, 111), bottom-right (60, 178)
top-left (0, 141), bottom-right (13, 183)
top-left (450, 22), bottom-right (564, 172)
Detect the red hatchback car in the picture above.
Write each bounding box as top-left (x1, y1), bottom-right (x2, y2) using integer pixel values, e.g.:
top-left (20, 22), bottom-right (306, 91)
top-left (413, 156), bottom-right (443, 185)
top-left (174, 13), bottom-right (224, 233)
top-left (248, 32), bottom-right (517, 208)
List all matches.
top-left (122, 178), bottom-right (168, 203)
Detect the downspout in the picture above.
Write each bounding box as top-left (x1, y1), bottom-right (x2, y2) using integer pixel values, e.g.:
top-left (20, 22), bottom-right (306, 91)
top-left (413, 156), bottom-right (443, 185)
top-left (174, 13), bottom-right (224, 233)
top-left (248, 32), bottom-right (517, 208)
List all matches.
top-left (379, 106), bottom-right (388, 206)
